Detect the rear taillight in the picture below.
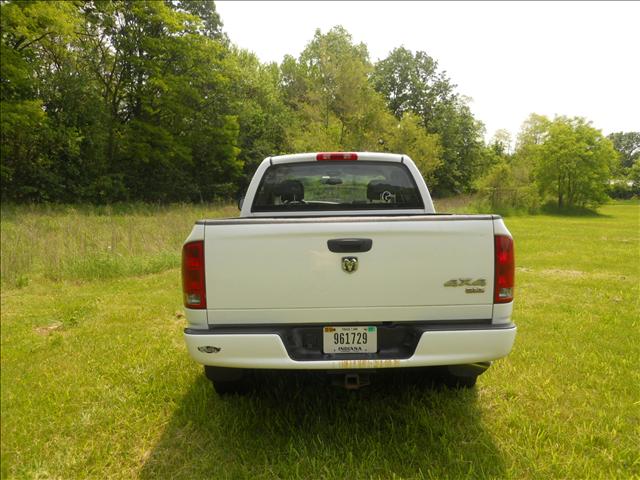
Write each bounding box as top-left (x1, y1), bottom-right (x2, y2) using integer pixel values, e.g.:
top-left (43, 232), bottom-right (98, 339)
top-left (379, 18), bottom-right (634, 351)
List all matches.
top-left (182, 240), bottom-right (206, 309)
top-left (316, 152), bottom-right (358, 161)
top-left (494, 235), bottom-right (515, 303)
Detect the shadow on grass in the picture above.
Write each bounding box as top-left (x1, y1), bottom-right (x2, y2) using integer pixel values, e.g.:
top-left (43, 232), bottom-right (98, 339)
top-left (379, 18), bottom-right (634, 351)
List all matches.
top-left (140, 370), bottom-right (505, 479)
top-left (540, 203), bottom-right (611, 217)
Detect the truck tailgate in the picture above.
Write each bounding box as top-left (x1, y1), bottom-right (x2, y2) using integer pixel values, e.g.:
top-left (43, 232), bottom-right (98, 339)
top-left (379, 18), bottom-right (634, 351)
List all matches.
top-left (202, 216), bottom-right (496, 324)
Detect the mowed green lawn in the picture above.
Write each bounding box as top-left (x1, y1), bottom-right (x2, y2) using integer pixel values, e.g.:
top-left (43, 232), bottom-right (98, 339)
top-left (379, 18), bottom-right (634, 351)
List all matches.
top-left (1, 202), bottom-right (639, 479)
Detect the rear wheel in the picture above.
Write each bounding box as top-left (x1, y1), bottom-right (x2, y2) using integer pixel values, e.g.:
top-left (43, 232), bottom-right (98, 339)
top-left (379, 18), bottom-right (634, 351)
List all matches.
top-left (439, 363), bottom-right (490, 389)
top-left (440, 372), bottom-right (478, 388)
top-left (204, 366), bottom-right (246, 395)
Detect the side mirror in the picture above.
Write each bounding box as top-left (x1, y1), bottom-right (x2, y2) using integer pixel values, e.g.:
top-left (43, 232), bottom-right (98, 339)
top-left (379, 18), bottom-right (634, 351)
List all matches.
top-left (237, 193), bottom-right (245, 211)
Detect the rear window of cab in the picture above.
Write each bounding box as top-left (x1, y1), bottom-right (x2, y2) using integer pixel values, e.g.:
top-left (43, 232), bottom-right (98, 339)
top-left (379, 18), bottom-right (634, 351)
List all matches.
top-left (251, 161), bottom-right (424, 212)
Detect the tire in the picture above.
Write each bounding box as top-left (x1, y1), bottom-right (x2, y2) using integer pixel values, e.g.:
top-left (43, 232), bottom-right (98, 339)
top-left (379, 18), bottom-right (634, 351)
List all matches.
top-left (439, 363), bottom-right (489, 389)
top-left (211, 379), bottom-right (246, 395)
top-left (441, 372), bottom-right (478, 389)
top-left (204, 366), bottom-right (246, 395)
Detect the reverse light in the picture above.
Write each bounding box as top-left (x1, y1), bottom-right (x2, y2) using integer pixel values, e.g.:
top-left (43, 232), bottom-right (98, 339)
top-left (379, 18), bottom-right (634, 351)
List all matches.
top-left (316, 152), bottom-right (358, 161)
top-left (182, 240), bottom-right (206, 308)
top-left (494, 235), bottom-right (515, 303)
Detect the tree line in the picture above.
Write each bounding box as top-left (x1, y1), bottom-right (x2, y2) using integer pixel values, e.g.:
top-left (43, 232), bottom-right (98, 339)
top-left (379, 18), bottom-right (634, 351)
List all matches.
top-left (481, 118), bottom-right (638, 211)
top-left (1, 1), bottom-right (636, 207)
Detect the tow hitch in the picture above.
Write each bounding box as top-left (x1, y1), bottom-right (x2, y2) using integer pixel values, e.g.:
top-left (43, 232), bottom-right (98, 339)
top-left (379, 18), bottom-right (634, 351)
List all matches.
top-left (332, 372), bottom-right (371, 390)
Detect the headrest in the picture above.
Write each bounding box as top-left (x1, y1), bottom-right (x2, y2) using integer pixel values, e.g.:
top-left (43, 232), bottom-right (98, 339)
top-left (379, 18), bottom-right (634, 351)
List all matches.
top-left (367, 180), bottom-right (397, 202)
top-left (273, 179), bottom-right (304, 202)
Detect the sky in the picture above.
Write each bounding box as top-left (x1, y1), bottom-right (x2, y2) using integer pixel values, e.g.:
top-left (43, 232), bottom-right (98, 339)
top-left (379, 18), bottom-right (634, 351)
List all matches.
top-left (216, 1), bottom-right (639, 144)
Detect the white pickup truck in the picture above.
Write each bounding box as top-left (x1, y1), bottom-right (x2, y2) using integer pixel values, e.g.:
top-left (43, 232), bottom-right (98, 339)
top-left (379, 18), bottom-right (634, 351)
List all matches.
top-left (182, 152), bottom-right (516, 393)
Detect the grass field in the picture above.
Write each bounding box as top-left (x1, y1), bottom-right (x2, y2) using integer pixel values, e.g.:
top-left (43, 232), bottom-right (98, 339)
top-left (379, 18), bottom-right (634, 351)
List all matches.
top-left (1, 201), bottom-right (639, 479)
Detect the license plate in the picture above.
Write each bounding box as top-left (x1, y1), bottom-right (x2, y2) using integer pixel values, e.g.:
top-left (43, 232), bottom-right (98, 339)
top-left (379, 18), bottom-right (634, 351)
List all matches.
top-left (323, 326), bottom-right (377, 354)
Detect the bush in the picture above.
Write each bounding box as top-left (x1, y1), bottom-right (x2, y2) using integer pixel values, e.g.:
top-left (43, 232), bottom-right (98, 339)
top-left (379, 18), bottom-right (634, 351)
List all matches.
top-left (607, 180), bottom-right (635, 200)
top-left (475, 162), bottom-right (540, 214)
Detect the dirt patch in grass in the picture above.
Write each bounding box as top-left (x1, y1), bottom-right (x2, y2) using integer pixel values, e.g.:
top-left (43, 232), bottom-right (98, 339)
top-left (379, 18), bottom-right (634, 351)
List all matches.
top-left (34, 322), bottom-right (63, 336)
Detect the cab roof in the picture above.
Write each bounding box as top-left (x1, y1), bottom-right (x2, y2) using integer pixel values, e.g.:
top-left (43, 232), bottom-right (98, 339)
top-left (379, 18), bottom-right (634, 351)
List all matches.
top-left (269, 152), bottom-right (405, 165)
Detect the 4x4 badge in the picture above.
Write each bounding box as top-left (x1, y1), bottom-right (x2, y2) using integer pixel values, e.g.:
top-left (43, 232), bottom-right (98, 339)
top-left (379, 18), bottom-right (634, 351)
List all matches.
top-left (444, 278), bottom-right (486, 287)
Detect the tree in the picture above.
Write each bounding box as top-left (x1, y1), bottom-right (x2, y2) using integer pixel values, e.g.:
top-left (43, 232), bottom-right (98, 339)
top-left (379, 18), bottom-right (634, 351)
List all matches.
top-left (280, 27), bottom-right (442, 181)
top-left (385, 112), bottom-right (441, 184)
top-left (629, 162), bottom-right (640, 195)
top-left (227, 48), bottom-right (291, 184)
top-left (524, 116), bottom-right (617, 208)
top-left (371, 47), bottom-right (454, 121)
top-left (475, 123), bottom-right (542, 212)
top-left (172, 0), bottom-right (225, 41)
top-left (283, 26), bottom-right (394, 152)
top-left (1, 0), bottom-right (243, 202)
top-left (0, 0), bottom-right (82, 201)
top-left (78, 0), bottom-right (242, 201)
top-left (476, 160), bottom-right (540, 212)
top-left (372, 47), bottom-right (484, 195)
top-left (607, 132), bottom-right (640, 171)
top-left (491, 129), bottom-right (512, 156)
top-left (428, 96), bottom-right (485, 194)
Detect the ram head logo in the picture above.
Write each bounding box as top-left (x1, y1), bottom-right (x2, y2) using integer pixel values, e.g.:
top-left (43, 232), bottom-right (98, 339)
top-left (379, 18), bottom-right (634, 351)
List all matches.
top-left (342, 256), bottom-right (358, 273)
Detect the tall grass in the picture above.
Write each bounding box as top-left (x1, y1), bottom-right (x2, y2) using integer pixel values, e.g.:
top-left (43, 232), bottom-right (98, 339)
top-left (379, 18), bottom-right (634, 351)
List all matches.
top-left (3, 196), bottom-right (625, 288)
top-left (431, 195), bottom-right (478, 213)
top-left (0, 203), bottom-right (238, 288)
top-left (1, 198), bottom-right (477, 289)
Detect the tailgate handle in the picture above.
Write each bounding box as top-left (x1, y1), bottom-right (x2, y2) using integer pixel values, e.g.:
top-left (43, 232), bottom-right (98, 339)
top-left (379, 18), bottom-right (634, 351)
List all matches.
top-left (327, 238), bottom-right (373, 253)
